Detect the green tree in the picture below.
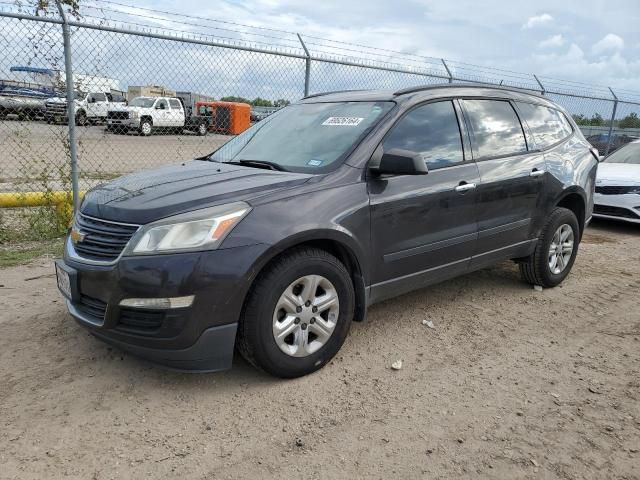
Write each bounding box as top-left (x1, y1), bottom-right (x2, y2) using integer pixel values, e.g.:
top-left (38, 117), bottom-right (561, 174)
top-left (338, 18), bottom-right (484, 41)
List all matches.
top-left (572, 114), bottom-right (588, 126)
top-left (589, 113), bottom-right (604, 126)
top-left (619, 112), bottom-right (640, 129)
top-left (273, 99), bottom-right (291, 107)
top-left (32, 0), bottom-right (81, 18)
top-left (250, 97), bottom-right (273, 107)
top-left (220, 96), bottom-right (250, 104)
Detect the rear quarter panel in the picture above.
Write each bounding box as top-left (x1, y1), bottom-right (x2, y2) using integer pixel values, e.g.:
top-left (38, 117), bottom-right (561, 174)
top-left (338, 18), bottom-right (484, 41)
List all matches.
top-left (544, 135), bottom-right (597, 224)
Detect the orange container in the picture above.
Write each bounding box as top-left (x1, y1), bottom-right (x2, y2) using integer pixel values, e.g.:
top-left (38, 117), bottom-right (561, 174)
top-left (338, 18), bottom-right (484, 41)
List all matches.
top-left (195, 101), bottom-right (251, 134)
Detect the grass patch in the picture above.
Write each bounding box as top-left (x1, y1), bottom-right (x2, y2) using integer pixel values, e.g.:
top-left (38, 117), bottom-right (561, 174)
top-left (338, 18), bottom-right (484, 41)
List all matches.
top-left (0, 238), bottom-right (64, 268)
top-left (79, 171), bottom-right (122, 181)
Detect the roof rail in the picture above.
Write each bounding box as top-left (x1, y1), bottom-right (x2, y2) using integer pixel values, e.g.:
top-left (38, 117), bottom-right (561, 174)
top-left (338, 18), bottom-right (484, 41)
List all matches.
top-left (393, 83), bottom-right (544, 97)
top-left (303, 89), bottom-right (365, 99)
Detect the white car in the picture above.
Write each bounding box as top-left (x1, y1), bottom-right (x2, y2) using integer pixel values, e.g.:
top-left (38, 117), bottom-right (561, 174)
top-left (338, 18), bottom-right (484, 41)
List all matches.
top-left (594, 140), bottom-right (640, 223)
top-left (45, 91), bottom-right (127, 125)
top-left (106, 96), bottom-right (186, 135)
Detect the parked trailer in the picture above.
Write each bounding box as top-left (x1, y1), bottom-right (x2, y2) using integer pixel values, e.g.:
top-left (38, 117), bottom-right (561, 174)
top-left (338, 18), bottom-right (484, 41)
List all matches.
top-left (195, 101), bottom-right (251, 134)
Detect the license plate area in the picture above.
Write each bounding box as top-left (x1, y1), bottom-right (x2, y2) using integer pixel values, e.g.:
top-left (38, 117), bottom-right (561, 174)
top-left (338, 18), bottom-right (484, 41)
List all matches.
top-left (55, 261), bottom-right (77, 301)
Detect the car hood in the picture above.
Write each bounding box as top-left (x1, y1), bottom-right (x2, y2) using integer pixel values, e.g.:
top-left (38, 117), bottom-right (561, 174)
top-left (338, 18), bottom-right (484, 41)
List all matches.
top-left (596, 163), bottom-right (640, 185)
top-left (81, 160), bottom-right (313, 224)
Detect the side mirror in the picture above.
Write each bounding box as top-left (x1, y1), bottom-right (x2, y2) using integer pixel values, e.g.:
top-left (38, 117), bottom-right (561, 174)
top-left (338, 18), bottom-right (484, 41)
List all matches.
top-left (598, 155), bottom-right (605, 162)
top-left (371, 148), bottom-right (429, 175)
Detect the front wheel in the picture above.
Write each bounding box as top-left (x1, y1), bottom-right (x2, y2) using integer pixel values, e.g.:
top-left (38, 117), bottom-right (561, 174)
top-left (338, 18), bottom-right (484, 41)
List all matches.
top-left (237, 247), bottom-right (355, 378)
top-left (519, 207), bottom-right (580, 288)
top-left (75, 111), bottom-right (87, 126)
top-left (139, 119), bottom-right (152, 136)
top-left (197, 122), bottom-right (207, 136)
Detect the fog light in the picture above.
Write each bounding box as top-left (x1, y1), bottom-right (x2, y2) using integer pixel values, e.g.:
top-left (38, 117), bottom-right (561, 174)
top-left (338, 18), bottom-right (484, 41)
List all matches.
top-left (119, 295), bottom-right (194, 310)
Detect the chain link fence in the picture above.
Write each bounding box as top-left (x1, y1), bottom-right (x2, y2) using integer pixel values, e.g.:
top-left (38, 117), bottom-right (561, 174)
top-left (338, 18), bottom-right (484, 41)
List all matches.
top-left (1, 1), bottom-right (640, 243)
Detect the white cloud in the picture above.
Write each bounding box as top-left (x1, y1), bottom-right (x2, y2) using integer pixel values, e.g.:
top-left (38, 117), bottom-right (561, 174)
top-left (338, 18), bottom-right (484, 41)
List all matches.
top-left (522, 13), bottom-right (553, 29)
top-left (592, 33), bottom-right (624, 54)
top-left (538, 34), bottom-right (565, 49)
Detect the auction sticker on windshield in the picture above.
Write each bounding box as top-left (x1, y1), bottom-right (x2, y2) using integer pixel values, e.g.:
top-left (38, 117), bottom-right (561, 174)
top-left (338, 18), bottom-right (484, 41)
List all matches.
top-left (322, 117), bottom-right (364, 126)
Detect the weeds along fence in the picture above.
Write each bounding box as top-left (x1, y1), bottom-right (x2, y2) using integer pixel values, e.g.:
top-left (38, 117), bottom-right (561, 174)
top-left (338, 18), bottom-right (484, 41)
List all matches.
top-left (1, 1), bottom-right (640, 242)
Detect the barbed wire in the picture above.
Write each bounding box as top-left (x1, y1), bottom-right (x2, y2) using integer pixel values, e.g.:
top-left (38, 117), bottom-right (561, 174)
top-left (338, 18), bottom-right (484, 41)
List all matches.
top-left (0, 0), bottom-right (638, 101)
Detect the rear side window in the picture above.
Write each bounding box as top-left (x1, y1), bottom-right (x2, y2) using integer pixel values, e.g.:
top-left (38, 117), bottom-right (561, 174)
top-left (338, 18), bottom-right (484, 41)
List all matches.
top-left (383, 101), bottom-right (464, 170)
top-left (169, 99), bottom-right (181, 109)
top-left (516, 102), bottom-right (572, 149)
top-left (462, 99), bottom-right (527, 158)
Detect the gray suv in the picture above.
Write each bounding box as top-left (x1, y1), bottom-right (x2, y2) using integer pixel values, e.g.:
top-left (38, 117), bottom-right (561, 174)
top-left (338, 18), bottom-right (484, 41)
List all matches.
top-left (56, 84), bottom-right (598, 378)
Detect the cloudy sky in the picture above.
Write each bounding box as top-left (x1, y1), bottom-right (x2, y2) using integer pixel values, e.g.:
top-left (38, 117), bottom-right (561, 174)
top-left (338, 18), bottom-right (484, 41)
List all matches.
top-left (114, 0), bottom-right (639, 94)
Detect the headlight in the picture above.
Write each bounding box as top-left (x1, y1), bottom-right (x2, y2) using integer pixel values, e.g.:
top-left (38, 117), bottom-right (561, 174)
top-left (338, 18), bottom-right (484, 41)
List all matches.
top-left (130, 110), bottom-right (139, 119)
top-left (124, 202), bottom-right (250, 255)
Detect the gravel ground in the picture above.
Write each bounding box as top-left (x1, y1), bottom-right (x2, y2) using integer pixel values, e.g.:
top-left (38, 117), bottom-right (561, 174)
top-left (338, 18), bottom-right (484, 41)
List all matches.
top-left (0, 219), bottom-right (639, 479)
top-left (0, 120), bottom-right (229, 192)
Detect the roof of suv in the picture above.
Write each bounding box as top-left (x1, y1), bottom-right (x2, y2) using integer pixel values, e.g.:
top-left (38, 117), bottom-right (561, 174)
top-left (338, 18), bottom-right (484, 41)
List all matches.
top-left (300, 83), bottom-right (551, 106)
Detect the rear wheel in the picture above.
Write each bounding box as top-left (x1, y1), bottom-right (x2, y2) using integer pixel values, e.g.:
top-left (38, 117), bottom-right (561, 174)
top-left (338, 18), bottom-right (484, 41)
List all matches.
top-left (519, 207), bottom-right (580, 288)
top-left (197, 122), bottom-right (207, 136)
top-left (237, 247), bottom-right (354, 378)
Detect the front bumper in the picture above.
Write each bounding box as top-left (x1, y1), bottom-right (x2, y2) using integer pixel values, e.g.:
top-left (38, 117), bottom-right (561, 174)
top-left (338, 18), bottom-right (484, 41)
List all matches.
top-left (593, 193), bottom-right (640, 224)
top-left (57, 238), bottom-right (268, 371)
top-left (107, 118), bottom-right (138, 128)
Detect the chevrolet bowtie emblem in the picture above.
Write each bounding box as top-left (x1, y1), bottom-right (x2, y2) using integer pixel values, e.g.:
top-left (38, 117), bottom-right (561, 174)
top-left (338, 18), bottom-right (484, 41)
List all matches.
top-left (70, 228), bottom-right (86, 243)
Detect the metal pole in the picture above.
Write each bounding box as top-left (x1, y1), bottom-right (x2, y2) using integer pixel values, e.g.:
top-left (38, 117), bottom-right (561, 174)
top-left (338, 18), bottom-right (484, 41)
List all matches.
top-left (297, 33), bottom-right (311, 97)
top-left (533, 74), bottom-right (545, 95)
top-left (604, 87), bottom-right (618, 157)
top-left (441, 59), bottom-right (453, 83)
top-left (54, 0), bottom-right (80, 213)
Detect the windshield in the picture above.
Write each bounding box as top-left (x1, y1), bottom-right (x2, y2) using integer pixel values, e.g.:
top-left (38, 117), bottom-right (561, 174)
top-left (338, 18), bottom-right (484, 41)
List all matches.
top-left (129, 97), bottom-right (156, 108)
top-left (209, 101), bottom-right (394, 173)
top-left (603, 142), bottom-right (640, 164)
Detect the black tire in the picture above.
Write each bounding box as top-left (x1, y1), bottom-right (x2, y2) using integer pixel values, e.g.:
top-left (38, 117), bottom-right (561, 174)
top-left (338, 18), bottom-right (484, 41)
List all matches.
top-left (75, 111), bottom-right (87, 126)
top-left (197, 122), bottom-right (207, 136)
top-left (519, 207), bottom-right (580, 288)
top-left (237, 247), bottom-right (355, 378)
top-left (139, 118), bottom-right (152, 136)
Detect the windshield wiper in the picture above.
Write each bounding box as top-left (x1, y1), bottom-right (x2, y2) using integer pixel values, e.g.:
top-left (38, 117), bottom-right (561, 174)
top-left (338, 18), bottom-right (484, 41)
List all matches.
top-left (236, 159), bottom-right (287, 171)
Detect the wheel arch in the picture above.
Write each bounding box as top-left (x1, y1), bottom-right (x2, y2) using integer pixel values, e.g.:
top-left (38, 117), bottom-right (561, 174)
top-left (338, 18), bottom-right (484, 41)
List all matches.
top-left (554, 187), bottom-right (587, 239)
top-left (241, 230), bottom-right (369, 323)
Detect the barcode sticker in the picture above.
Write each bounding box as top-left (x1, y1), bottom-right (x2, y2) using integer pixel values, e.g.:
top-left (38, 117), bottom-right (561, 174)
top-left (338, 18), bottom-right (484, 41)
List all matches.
top-left (322, 117), bottom-right (364, 126)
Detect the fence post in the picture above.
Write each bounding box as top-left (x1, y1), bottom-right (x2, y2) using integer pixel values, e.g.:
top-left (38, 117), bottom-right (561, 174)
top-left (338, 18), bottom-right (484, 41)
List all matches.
top-left (297, 33), bottom-right (311, 97)
top-left (54, 0), bottom-right (80, 213)
top-left (533, 75), bottom-right (545, 95)
top-left (604, 87), bottom-right (618, 157)
top-left (441, 59), bottom-right (453, 83)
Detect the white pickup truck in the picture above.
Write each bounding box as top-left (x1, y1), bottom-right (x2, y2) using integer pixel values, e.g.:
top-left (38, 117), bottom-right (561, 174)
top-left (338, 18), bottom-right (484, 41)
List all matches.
top-left (45, 91), bottom-right (127, 125)
top-left (106, 96), bottom-right (209, 136)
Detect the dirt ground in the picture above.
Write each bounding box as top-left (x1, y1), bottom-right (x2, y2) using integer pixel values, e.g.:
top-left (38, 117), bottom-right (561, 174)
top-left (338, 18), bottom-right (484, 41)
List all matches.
top-left (0, 219), bottom-right (639, 480)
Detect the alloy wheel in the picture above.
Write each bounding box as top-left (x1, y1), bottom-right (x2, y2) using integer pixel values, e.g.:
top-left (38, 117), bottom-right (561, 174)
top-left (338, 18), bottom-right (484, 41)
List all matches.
top-left (548, 223), bottom-right (574, 275)
top-left (272, 275), bottom-right (339, 357)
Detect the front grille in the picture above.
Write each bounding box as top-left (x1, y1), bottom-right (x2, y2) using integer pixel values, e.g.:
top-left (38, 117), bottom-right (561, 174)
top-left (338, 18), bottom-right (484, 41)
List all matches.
top-left (45, 102), bottom-right (66, 115)
top-left (116, 308), bottom-right (165, 335)
top-left (593, 204), bottom-right (640, 219)
top-left (595, 186), bottom-right (639, 195)
top-left (107, 110), bottom-right (129, 120)
top-left (73, 214), bottom-right (139, 262)
top-left (76, 295), bottom-right (107, 322)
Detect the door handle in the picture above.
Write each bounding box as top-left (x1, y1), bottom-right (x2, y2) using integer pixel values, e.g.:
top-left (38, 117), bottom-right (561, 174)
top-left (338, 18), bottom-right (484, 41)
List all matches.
top-left (530, 168), bottom-right (546, 177)
top-left (454, 182), bottom-right (477, 193)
